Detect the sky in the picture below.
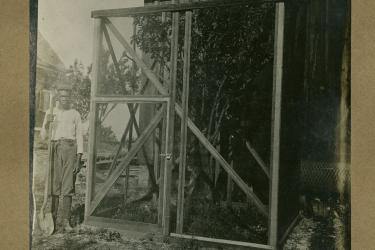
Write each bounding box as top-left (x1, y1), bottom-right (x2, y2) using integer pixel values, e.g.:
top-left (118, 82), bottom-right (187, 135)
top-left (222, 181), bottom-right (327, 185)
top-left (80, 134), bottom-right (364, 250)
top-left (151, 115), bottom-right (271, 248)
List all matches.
top-left (38, 0), bottom-right (144, 139)
top-left (38, 0), bottom-right (143, 68)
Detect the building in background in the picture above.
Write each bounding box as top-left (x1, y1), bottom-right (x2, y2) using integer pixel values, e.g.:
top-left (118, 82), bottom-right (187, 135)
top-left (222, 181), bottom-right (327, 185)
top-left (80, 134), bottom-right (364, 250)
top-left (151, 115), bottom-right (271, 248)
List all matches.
top-left (35, 31), bottom-right (66, 129)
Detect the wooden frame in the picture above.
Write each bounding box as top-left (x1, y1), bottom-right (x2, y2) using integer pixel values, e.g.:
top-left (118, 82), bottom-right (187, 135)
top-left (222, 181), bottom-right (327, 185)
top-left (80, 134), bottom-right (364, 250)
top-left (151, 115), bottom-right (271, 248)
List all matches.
top-left (85, 1), bottom-right (286, 249)
top-left (88, 105), bottom-right (166, 216)
top-left (84, 12), bottom-right (174, 233)
top-left (86, 216), bottom-right (160, 233)
top-left (176, 8), bottom-right (192, 234)
top-left (170, 233), bottom-right (274, 250)
top-left (162, 6), bottom-right (179, 235)
top-left (102, 15), bottom-right (268, 215)
top-left (84, 18), bottom-right (102, 219)
top-left (94, 96), bottom-right (170, 103)
top-left (92, 0), bottom-right (282, 18)
top-left (268, 2), bottom-right (285, 247)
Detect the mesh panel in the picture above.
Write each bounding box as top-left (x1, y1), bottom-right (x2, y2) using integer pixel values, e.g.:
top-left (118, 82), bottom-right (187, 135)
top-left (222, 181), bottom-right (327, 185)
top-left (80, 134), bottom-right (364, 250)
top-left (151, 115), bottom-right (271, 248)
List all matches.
top-left (300, 161), bottom-right (349, 194)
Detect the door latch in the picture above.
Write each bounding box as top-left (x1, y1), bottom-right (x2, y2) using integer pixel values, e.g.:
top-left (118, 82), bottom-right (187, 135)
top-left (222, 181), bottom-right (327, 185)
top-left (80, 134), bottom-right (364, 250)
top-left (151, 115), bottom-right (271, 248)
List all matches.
top-left (160, 153), bottom-right (172, 160)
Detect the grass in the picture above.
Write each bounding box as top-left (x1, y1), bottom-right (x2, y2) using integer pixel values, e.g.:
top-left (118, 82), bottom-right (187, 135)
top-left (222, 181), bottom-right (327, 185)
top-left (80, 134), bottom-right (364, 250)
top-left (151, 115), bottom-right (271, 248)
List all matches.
top-left (182, 196), bottom-right (268, 244)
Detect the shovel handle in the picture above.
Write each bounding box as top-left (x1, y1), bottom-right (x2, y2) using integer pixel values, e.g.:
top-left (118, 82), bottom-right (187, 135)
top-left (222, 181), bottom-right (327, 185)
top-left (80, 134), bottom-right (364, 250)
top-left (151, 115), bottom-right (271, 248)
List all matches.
top-left (41, 92), bottom-right (55, 214)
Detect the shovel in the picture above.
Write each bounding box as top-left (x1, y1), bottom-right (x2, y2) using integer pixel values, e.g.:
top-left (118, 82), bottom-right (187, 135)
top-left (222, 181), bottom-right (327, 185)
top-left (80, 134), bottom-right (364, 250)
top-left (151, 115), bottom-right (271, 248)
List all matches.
top-left (38, 92), bottom-right (55, 235)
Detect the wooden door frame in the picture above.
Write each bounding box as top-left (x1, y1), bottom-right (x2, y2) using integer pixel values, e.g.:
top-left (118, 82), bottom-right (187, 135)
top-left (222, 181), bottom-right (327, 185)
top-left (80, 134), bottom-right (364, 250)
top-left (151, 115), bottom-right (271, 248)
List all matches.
top-left (85, 1), bottom-right (285, 249)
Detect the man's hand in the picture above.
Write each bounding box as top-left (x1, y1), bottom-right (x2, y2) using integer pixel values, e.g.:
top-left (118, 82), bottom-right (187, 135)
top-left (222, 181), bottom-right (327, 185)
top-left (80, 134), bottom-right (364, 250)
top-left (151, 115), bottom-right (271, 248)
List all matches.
top-left (46, 114), bottom-right (55, 122)
top-left (74, 153), bottom-right (83, 175)
top-left (44, 114), bottom-right (55, 130)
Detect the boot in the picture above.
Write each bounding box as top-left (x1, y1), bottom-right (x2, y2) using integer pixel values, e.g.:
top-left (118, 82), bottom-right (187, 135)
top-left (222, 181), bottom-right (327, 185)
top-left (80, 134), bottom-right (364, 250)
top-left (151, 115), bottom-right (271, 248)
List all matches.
top-left (62, 196), bottom-right (73, 232)
top-left (51, 195), bottom-right (59, 232)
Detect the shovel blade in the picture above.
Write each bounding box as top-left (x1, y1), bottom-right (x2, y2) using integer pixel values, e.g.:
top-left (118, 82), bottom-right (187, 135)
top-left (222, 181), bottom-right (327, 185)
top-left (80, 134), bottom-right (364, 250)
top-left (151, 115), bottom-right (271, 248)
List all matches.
top-left (38, 211), bottom-right (54, 236)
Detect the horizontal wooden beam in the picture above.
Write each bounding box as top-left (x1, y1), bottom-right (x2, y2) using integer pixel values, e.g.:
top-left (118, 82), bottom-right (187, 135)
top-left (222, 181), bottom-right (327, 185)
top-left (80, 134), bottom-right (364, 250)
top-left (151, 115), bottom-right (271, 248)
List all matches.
top-left (88, 107), bottom-right (165, 215)
top-left (105, 19), bottom-right (268, 216)
top-left (170, 233), bottom-right (274, 250)
top-left (94, 96), bottom-right (170, 103)
top-left (92, 0), bottom-right (282, 18)
top-left (85, 216), bottom-right (160, 233)
top-left (245, 140), bottom-right (270, 178)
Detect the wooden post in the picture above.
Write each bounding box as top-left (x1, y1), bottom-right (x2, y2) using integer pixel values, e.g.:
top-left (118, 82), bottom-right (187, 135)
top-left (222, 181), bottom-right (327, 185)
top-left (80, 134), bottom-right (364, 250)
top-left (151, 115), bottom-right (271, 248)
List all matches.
top-left (268, 2), bottom-right (285, 248)
top-left (158, 7), bottom-right (167, 224)
top-left (124, 118), bottom-right (132, 206)
top-left (176, 9), bottom-right (192, 234)
top-left (162, 7), bottom-right (179, 236)
top-left (158, 114), bottom-right (167, 226)
top-left (85, 18), bottom-right (103, 220)
top-left (153, 127), bottom-right (160, 204)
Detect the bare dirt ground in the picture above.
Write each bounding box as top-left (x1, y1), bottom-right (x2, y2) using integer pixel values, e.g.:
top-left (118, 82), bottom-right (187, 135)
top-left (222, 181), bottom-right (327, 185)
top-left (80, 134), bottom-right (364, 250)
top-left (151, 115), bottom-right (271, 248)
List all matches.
top-left (31, 137), bottom-right (347, 250)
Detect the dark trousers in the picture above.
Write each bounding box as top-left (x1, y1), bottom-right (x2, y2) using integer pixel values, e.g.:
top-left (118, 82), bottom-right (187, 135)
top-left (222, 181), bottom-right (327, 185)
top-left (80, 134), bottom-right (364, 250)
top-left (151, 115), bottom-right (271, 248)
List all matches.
top-left (51, 140), bottom-right (77, 196)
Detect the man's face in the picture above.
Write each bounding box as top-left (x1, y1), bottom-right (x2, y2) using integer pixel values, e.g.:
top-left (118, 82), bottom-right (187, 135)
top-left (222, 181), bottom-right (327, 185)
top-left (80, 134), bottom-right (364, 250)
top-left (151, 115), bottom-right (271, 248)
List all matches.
top-left (58, 90), bottom-right (72, 109)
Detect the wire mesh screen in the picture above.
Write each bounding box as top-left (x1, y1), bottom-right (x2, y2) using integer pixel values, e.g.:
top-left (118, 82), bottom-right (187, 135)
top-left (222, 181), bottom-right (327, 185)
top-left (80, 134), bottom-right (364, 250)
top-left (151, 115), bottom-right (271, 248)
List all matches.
top-left (90, 102), bottom-right (166, 225)
top-left (167, 3), bottom-right (276, 245)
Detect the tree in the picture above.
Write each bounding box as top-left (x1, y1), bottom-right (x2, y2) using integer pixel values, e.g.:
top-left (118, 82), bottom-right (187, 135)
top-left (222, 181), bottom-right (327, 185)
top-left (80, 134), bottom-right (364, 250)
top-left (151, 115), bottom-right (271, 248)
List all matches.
top-left (66, 60), bottom-right (91, 120)
top-left (133, 4), bottom-right (275, 204)
top-left (66, 53), bottom-right (138, 144)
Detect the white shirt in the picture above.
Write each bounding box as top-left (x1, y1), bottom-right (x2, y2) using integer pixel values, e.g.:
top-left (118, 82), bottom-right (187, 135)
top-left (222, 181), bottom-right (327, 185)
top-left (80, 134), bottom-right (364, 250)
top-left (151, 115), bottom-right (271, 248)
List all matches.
top-left (41, 107), bottom-right (84, 154)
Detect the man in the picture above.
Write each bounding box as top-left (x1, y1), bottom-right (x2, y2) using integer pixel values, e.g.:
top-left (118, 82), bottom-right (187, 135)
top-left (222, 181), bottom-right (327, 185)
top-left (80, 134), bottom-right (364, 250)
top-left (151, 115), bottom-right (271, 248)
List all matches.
top-left (41, 84), bottom-right (83, 232)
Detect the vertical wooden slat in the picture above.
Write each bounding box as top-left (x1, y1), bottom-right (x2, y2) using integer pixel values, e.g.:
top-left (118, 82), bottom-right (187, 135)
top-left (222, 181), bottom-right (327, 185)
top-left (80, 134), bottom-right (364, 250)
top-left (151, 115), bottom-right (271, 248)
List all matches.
top-left (124, 117), bottom-right (132, 205)
top-left (158, 113), bottom-right (167, 226)
top-left (153, 129), bottom-right (160, 201)
top-left (162, 8), bottom-right (179, 236)
top-left (85, 18), bottom-right (103, 219)
top-left (158, 6), bottom-right (168, 222)
top-left (268, 2), bottom-right (285, 247)
top-left (176, 9), bottom-right (192, 234)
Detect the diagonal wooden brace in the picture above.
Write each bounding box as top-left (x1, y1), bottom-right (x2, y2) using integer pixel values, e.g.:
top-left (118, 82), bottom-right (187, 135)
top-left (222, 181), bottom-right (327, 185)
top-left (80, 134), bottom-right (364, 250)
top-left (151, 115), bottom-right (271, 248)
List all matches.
top-left (245, 140), bottom-right (270, 178)
top-left (104, 18), bottom-right (268, 217)
top-left (103, 23), bottom-right (163, 189)
top-left (88, 106), bottom-right (165, 215)
top-left (106, 111), bottom-right (136, 177)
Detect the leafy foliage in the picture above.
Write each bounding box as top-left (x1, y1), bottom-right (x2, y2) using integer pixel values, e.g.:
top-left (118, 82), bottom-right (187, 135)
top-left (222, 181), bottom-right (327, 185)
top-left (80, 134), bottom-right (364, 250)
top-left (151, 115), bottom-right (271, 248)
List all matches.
top-left (131, 4), bottom-right (275, 240)
top-left (66, 60), bottom-right (92, 120)
top-left (98, 50), bottom-right (142, 96)
top-left (66, 55), bottom-right (132, 144)
top-left (133, 4), bottom-right (275, 200)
